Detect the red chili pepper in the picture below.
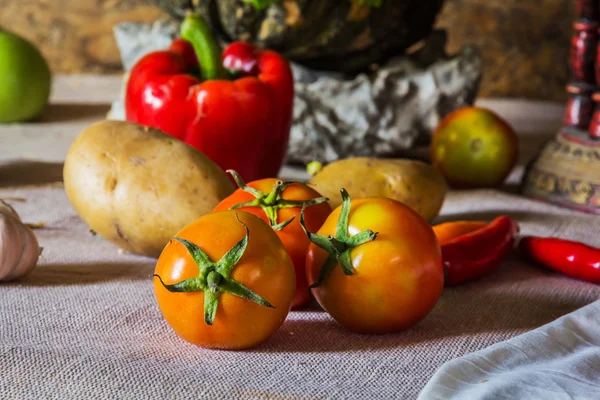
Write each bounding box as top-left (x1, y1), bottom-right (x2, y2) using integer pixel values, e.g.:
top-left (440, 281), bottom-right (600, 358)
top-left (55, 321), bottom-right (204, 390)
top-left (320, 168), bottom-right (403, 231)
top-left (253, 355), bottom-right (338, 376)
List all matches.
top-left (125, 13), bottom-right (294, 182)
top-left (519, 237), bottom-right (600, 284)
top-left (433, 216), bottom-right (519, 286)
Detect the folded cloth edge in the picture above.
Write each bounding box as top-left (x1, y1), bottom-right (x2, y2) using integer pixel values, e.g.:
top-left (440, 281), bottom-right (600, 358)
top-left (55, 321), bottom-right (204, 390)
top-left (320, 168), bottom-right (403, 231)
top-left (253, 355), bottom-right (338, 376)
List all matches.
top-left (418, 299), bottom-right (600, 400)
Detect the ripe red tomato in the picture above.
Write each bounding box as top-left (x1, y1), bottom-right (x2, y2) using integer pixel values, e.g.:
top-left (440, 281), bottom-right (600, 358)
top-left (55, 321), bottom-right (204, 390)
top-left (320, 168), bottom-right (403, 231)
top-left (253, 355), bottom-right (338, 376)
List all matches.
top-left (154, 211), bottom-right (295, 350)
top-left (304, 190), bottom-right (443, 334)
top-left (214, 171), bottom-right (332, 309)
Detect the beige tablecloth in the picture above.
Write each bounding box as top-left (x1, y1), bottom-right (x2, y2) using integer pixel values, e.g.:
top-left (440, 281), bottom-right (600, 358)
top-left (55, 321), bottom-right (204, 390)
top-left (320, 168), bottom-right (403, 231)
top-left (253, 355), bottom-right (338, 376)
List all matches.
top-left (2, 168), bottom-right (600, 399)
top-left (1, 76), bottom-right (599, 399)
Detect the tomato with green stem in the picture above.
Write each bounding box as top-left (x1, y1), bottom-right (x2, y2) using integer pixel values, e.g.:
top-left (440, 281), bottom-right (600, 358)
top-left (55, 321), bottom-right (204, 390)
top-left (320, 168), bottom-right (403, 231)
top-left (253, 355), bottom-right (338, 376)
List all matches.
top-left (153, 211), bottom-right (295, 350)
top-left (214, 170), bottom-right (332, 309)
top-left (301, 189), bottom-right (444, 334)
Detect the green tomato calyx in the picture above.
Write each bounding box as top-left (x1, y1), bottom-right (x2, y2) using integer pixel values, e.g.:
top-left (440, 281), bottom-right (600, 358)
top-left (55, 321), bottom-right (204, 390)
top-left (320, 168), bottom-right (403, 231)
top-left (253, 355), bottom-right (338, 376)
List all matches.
top-left (153, 214), bottom-right (274, 326)
top-left (226, 169), bottom-right (328, 231)
top-left (300, 189), bottom-right (378, 288)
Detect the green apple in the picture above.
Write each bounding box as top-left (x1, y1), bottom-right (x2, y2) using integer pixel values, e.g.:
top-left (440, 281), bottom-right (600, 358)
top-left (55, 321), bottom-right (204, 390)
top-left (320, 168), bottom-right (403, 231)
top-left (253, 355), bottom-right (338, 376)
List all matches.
top-left (0, 28), bottom-right (51, 123)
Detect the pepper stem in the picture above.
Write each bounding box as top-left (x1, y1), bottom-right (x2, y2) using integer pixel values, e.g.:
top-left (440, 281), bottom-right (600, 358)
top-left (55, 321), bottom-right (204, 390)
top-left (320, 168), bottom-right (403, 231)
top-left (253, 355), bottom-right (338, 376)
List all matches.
top-left (300, 189), bottom-right (378, 287)
top-left (153, 214), bottom-right (274, 326)
top-left (226, 170), bottom-right (329, 231)
top-left (180, 13), bottom-right (228, 81)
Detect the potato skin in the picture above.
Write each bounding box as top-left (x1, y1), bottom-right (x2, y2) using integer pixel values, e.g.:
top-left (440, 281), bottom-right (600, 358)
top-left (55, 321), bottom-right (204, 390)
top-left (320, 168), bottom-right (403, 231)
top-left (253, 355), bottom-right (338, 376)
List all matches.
top-left (63, 120), bottom-right (235, 258)
top-left (309, 158), bottom-right (447, 222)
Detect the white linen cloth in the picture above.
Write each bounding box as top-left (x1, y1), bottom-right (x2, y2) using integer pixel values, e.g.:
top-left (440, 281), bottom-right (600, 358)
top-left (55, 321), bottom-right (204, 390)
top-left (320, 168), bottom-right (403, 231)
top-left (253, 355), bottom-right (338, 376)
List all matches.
top-left (419, 299), bottom-right (600, 400)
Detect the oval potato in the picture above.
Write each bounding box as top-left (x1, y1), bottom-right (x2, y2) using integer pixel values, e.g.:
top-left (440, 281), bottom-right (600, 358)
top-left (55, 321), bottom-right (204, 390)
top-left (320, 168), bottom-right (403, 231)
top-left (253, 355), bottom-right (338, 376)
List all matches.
top-left (63, 120), bottom-right (235, 258)
top-left (309, 158), bottom-right (447, 222)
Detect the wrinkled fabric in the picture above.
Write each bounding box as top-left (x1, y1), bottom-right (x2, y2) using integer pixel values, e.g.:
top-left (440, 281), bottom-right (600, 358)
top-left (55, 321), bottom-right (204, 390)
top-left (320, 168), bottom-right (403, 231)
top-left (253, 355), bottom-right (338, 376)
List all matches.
top-left (419, 300), bottom-right (600, 400)
top-left (1, 162), bottom-right (600, 399)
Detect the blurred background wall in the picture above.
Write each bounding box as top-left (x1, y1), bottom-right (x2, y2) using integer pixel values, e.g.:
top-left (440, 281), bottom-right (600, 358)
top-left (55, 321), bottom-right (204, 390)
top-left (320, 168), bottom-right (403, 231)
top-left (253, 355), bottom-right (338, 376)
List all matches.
top-left (0, 0), bottom-right (575, 101)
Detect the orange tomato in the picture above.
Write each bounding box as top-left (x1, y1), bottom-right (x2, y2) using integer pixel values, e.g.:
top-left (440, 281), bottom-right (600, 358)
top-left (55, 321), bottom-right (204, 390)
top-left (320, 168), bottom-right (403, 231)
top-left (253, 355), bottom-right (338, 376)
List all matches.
top-left (304, 190), bottom-right (443, 334)
top-left (154, 211), bottom-right (295, 350)
top-left (214, 172), bottom-right (332, 309)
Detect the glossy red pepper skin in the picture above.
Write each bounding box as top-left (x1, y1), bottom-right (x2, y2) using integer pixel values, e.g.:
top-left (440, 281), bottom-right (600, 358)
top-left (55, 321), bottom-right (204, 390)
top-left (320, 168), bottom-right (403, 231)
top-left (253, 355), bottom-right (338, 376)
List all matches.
top-left (519, 237), bottom-right (600, 284)
top-left (125, 39), bottom-right (294, 182)
top-left (440, 216), bottom-right (519, 286)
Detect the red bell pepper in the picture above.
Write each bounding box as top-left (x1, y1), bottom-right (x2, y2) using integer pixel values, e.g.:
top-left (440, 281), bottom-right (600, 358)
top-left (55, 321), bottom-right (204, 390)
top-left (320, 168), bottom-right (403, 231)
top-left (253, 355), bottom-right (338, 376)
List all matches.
top-left (433, 216), bottom-right (519, 286)
top-left (519, 237), bottom-right (600, 284)
top-left (125, 13), bottom-right (294, 182)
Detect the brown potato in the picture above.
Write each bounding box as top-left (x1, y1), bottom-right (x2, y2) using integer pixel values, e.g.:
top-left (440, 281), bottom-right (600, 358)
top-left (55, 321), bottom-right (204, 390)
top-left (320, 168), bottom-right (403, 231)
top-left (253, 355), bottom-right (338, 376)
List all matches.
top-left (309, 157), bottom-right (447, 222)
top-left (63, 120), bottom-right (234, 258)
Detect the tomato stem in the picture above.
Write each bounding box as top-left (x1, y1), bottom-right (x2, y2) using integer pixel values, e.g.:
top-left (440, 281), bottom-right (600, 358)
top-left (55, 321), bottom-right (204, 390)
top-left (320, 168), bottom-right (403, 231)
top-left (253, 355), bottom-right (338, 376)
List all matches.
top-left (300, 189), bottom-right (378, 287)
top-left (226, 169), bottom-right (329, 231)
top-left (153, 214), bottom-right (274, 326)
top-left (263, 181), bottom-right (284, 206)
top-left (327, 235), bottom-right (347, 254)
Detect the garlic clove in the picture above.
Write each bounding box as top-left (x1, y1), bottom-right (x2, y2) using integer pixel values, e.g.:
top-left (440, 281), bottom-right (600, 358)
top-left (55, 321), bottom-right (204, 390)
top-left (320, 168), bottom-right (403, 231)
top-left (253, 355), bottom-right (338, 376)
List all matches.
top-left (0, 214), bottom-right (24, 281)
top-left (3, 222), bottom-right (39, 281)
top-left (0, 201), bottom-right (40, 282)
top-left (0, 200), bottom-right (22, 222)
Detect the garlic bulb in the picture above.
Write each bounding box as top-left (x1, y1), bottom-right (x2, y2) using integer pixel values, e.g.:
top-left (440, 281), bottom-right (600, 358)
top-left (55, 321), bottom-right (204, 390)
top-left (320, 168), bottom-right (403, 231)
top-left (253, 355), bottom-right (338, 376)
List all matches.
top-left (0, 200), bottom-right (40, 281)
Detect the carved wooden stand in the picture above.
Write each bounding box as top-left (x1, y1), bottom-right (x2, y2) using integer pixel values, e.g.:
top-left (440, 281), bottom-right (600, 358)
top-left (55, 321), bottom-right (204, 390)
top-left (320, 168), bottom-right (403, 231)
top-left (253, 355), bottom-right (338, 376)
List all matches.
top-left (521, 0), bottom-right (600, 214)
